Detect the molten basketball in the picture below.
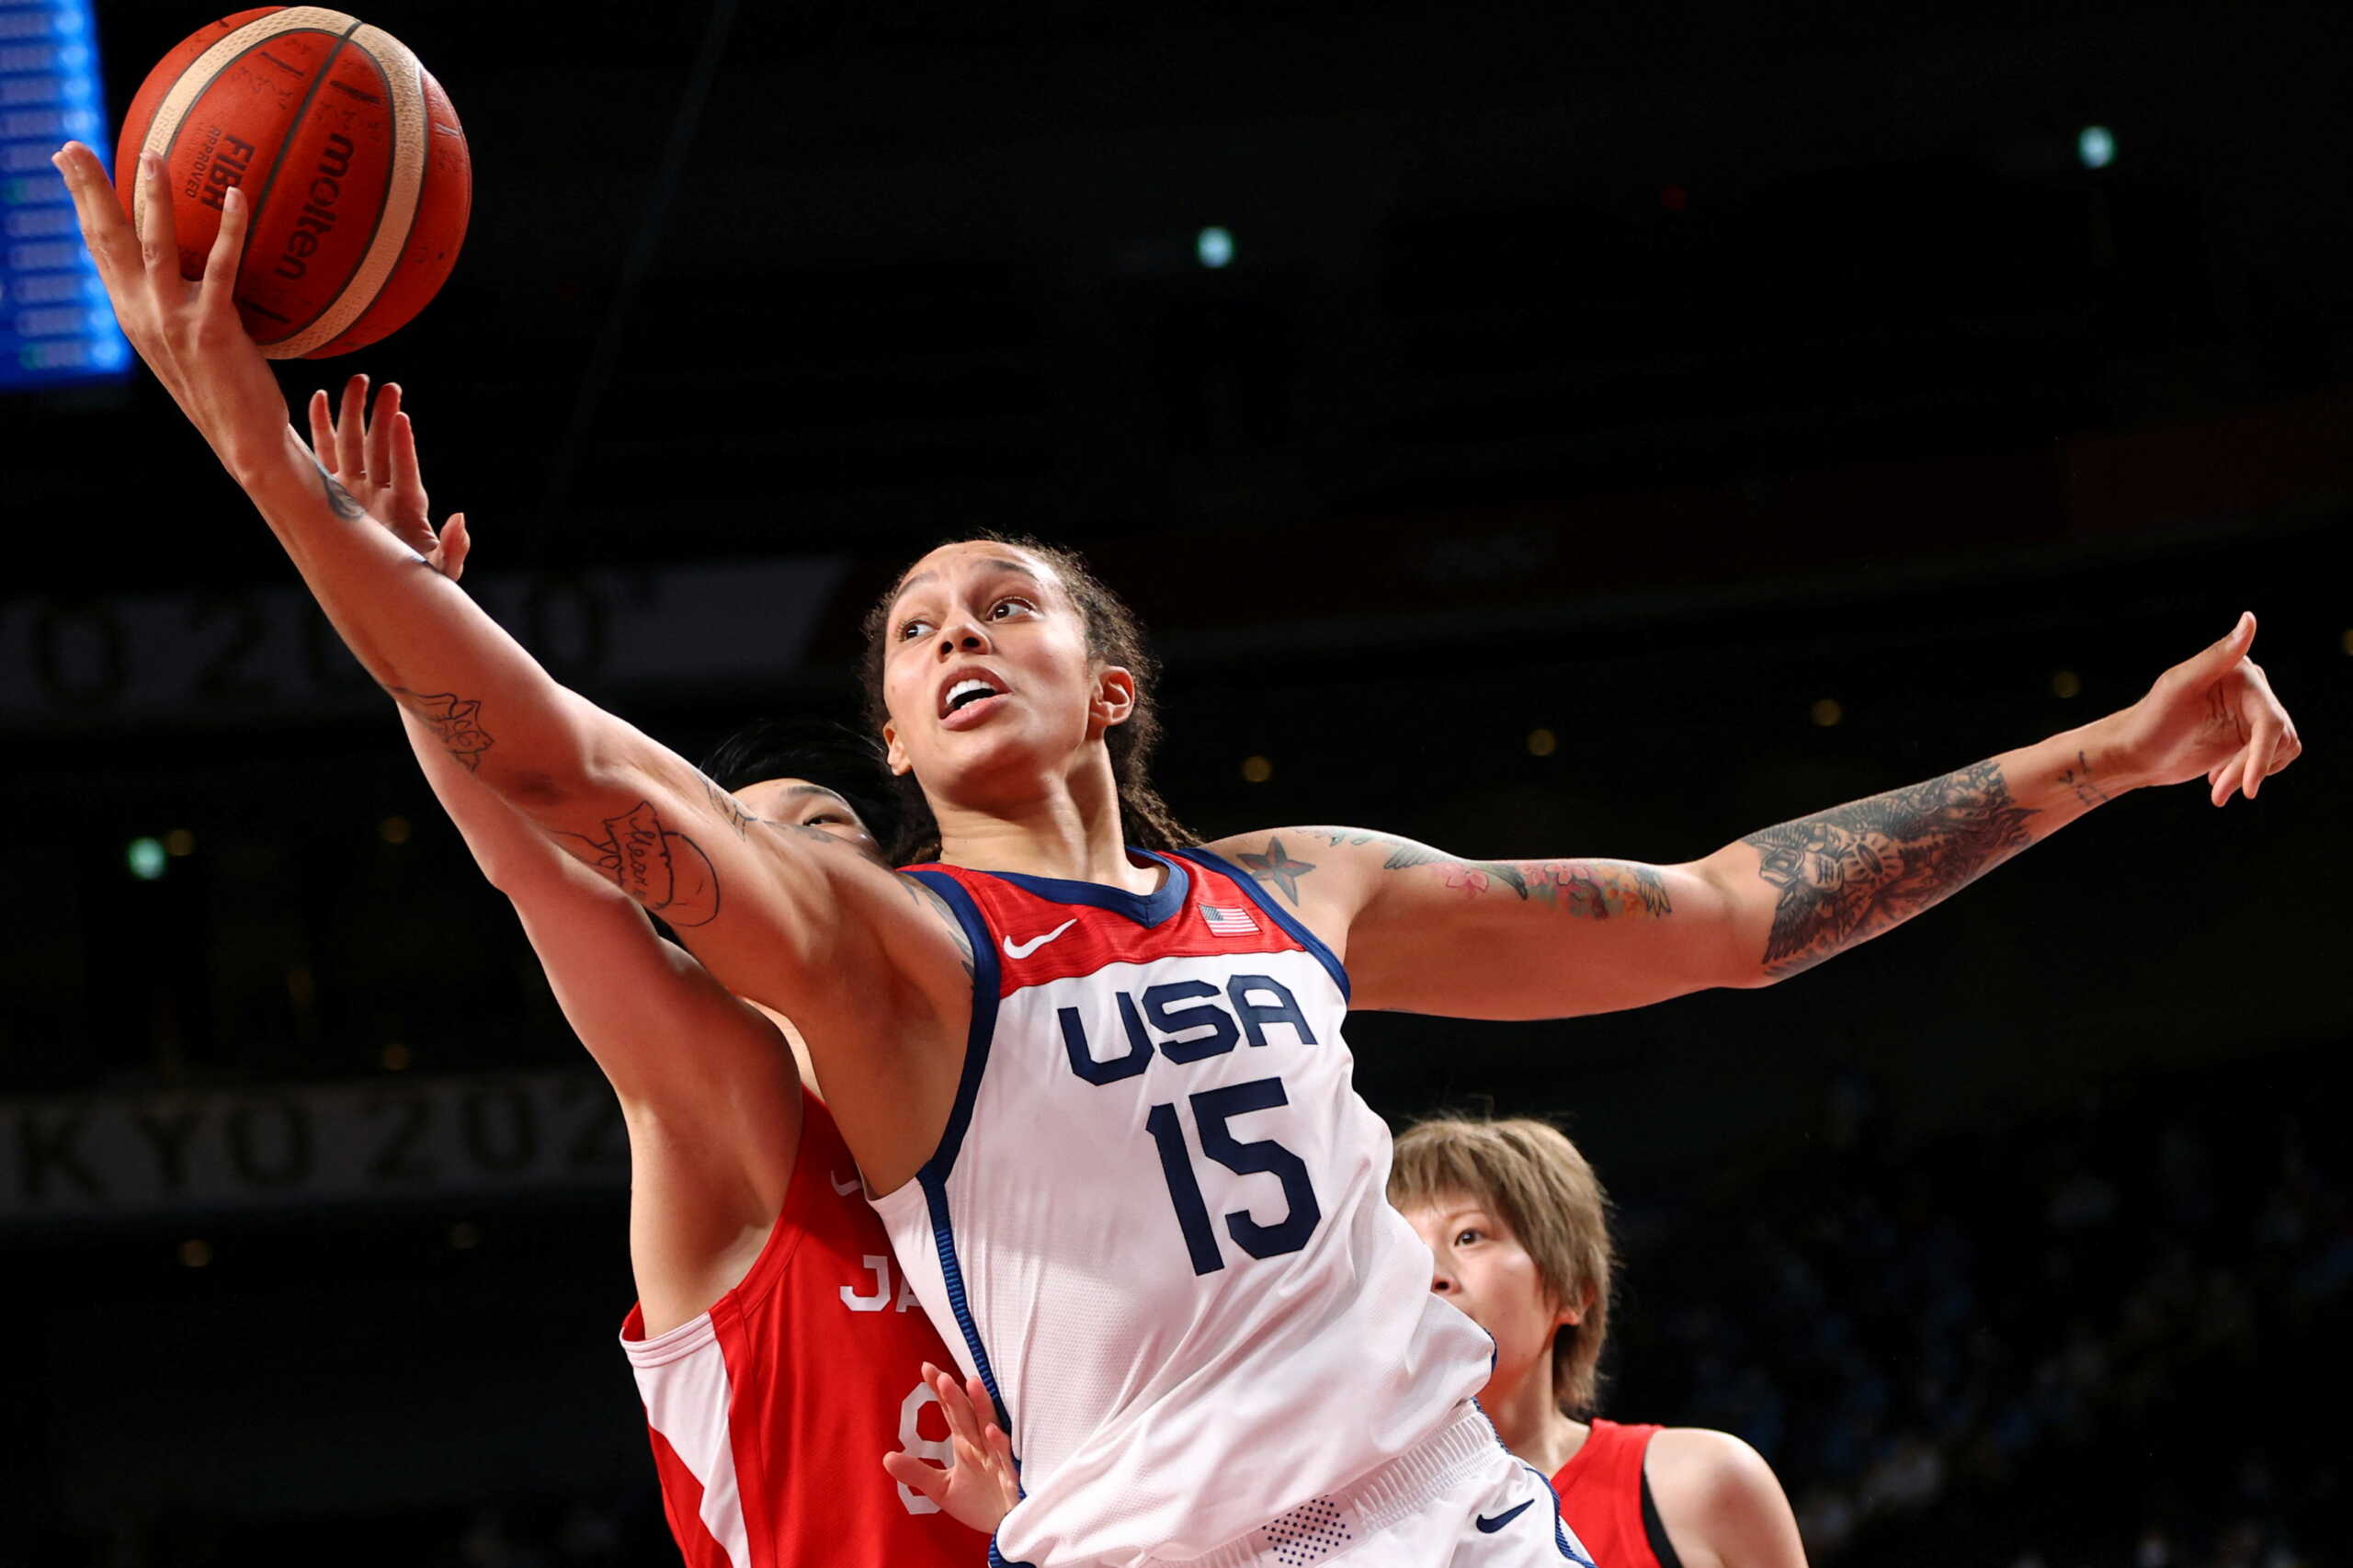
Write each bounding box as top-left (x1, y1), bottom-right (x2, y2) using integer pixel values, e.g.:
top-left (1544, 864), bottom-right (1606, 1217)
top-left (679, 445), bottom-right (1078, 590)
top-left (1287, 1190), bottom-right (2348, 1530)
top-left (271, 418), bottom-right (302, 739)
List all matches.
top-left (114, 7), bottom-right (471, 358)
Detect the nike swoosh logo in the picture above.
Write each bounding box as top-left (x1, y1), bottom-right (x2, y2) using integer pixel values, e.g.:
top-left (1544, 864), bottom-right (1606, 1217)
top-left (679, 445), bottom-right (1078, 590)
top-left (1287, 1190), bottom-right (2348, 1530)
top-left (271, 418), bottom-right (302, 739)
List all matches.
top-left (1474, 1499), bottom-right (1534, 1534)
top-left (1002, 918), bottom-right (1078, 960)
top-left (829, 1169), bottom-right (861, 1196)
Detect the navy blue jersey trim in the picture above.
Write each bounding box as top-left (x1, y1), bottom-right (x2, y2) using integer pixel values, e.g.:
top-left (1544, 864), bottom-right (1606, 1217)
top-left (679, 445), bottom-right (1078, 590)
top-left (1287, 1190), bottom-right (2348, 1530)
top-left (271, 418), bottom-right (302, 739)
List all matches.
top-left (1172, 846), bottom-right (1351, 1004)
top-left (978, 848), bottom-right (1190, 927)
top-left (904, 871), bottom-right (1022, 1476)
top-left (1518, 1461), bottom-right (1597, 1566)
top-left (921, 1169), bottom-right (1014, 1433)
top-left (906, 869), bottom-right (1002, 1187)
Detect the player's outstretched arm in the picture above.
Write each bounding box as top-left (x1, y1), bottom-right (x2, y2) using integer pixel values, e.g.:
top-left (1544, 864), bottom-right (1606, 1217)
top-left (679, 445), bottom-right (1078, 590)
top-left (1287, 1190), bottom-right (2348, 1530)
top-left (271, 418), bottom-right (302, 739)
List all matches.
top-left (54, 143), bottom-right (969, 1184)
top-left (400, 705), bottom-right (806, 1321)
top-left (308, 388), bottom-right (806, 1324)
top-left (1212, 616), bottom-right (2300, 1018)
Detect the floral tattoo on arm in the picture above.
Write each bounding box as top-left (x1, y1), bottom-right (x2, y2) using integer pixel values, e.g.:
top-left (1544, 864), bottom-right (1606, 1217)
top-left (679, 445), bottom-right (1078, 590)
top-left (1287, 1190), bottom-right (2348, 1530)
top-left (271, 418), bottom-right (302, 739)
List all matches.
top-left (389, 687), bottom-right (494, 773)
top-left (1242, 829), bottom-right (1674, 918)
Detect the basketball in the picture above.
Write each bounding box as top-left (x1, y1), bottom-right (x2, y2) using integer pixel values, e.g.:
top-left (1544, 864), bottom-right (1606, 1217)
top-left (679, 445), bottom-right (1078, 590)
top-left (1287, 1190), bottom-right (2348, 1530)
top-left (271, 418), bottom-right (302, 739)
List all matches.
top-left (113, 7), bottom-right (472, 359)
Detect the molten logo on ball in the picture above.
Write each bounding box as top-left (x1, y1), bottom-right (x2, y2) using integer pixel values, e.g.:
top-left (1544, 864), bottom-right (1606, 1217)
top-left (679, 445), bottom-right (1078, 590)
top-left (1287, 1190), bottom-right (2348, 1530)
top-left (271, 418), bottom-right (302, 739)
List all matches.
top-left (276, 132), bottom-right (354, 279)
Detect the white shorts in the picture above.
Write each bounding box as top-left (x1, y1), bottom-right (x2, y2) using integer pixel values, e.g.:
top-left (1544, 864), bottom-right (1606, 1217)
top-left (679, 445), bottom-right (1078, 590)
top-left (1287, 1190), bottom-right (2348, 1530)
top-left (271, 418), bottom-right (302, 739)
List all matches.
top-left (1324, 1439), bottom-right (1594, 1568)
top-left (1136, 1406), bottom-right (1594, 1568)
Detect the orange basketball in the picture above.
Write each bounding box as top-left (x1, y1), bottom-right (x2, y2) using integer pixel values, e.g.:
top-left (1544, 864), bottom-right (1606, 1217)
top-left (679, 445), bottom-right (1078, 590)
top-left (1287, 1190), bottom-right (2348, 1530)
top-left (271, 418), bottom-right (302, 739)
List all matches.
top-left (114, 7), bottom-right (472, 358)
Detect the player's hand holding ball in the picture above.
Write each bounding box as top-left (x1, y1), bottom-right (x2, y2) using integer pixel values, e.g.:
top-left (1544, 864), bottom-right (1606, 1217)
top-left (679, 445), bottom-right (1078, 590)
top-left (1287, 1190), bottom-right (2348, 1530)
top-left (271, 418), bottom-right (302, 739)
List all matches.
top-left (53, 143), bottom-right (290, 481)
top-left (55, 8), bottom-right (470, 483)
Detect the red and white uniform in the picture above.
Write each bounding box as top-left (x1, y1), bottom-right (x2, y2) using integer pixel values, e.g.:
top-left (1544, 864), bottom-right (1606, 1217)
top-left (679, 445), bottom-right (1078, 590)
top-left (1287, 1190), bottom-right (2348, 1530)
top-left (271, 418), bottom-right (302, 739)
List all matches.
top-left (1552, 1420), bottom-right (1673, 1568)
top-left (620, 1094), bottom-right (988, 1568)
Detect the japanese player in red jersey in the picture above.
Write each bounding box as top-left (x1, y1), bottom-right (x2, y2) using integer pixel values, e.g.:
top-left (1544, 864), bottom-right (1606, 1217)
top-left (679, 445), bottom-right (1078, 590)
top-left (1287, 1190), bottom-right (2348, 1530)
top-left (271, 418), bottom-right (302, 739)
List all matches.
top-left (1395, 1116), bottom-right (1811, 1568)
top-left (61, 139), bottom-right (2302, 1568)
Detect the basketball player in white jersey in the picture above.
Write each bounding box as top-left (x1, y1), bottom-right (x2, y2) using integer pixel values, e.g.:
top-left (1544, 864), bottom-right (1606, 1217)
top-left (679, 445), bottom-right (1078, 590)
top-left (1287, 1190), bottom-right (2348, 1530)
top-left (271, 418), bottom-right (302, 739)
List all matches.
top-left (61, 141), bottom-right (2302, 1568)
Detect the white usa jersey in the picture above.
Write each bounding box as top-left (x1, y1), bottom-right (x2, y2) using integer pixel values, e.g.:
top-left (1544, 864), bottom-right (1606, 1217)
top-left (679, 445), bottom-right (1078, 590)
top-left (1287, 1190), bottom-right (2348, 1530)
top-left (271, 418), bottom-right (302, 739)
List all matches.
top-left (873, 848), bottom-right (1494, 1567)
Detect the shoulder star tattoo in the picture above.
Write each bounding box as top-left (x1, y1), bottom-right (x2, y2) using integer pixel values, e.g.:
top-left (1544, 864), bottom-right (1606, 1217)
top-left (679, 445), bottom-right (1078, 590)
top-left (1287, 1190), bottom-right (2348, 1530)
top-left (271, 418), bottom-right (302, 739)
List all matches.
top-left (1238, 837), bottom-right (1317, 904)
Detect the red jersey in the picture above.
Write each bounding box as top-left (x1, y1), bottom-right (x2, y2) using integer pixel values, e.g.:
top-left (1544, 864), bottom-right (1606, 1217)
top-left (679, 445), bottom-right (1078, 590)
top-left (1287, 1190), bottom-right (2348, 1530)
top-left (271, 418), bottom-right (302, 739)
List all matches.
top-left (1552, 1419), bottom-right (1671, 1568)
top-left (620, 1094), bottom-right (989, 1568)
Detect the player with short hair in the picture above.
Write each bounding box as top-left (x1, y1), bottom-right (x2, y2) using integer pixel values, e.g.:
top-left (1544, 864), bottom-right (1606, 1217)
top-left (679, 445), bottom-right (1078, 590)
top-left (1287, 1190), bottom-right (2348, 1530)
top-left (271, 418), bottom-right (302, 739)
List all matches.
top-left (309, 410), bottom-right (1014, 1566)
top-left (61, 142), bottom-right (2301, 1568)
top-left (1393, 1117), bottom-right (1810, 1568)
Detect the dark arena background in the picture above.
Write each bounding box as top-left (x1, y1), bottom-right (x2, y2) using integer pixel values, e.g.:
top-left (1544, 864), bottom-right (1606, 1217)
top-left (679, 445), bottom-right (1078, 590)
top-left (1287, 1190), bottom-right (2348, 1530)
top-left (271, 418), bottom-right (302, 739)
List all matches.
top-left (4, 1), bottom-right (2349, 1563)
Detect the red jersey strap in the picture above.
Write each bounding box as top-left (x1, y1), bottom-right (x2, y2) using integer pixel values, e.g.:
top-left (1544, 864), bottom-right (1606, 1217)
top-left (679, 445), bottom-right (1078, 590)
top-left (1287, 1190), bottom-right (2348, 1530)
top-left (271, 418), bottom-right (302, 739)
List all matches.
top-left (1552, 1419), bottom-right (1667, 1568)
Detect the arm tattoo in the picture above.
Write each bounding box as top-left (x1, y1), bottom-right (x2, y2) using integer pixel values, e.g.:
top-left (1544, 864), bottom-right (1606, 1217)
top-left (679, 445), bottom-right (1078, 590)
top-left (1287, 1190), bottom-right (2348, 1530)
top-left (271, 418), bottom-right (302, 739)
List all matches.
top-left (2058, 750), bottom-right (2111, 808)
top-left (389, 687), bottom-right (494, 772)
top-left (1271, 827), bottom-right (1673, 917)
top-left (1236, 836), bottom-right (1318, 903)
top-left (1741, 759), bottom-right (2036, 977)
top-left (903, 876), bottom-right (975, 979)
top-left (703, 777), bottom-right (757, 839)
top-left (555, 801), bottom-right (722, 927)
top-left (309, 454), bottom-right (368, 522)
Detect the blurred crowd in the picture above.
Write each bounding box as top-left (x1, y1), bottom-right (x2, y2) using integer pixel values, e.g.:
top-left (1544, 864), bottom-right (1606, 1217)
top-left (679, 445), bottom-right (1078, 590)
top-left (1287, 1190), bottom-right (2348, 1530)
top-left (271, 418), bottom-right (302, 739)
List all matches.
top-left (1614, 1042), bottom-right (2344, 1566)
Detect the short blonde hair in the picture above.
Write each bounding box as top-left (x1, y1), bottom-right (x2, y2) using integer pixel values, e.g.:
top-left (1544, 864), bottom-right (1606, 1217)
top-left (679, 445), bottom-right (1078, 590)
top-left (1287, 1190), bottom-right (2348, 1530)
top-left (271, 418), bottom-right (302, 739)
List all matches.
top-left (1389, 1116), bottom-right (1615, 1415)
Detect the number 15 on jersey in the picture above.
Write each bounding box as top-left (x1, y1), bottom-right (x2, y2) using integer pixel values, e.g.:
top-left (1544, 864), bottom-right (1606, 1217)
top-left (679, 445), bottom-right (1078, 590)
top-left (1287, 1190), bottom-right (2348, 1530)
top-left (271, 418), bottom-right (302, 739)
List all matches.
top-left (1145, 1075), bottom-right (1323, 1276)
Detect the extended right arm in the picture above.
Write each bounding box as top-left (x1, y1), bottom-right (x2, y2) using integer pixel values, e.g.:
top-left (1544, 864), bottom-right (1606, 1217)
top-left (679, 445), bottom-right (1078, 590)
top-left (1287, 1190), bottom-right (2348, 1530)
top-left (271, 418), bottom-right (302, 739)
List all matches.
top-left (401, 706), bottom-right (804, 1331)
top-left (54, 143), bottom-right (967, 1188)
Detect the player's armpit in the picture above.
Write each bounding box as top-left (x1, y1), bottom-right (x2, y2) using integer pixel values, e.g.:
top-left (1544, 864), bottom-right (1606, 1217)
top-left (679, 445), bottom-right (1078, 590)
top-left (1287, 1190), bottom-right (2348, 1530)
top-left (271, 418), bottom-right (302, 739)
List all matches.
top-left (1211, 827), bottom-right (1749, 1020)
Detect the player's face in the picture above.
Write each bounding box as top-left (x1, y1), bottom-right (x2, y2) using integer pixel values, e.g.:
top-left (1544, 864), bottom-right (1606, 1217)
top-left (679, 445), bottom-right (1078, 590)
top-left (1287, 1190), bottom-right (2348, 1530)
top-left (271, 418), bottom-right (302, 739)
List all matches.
top-left (730, 778), bottom-right (883, 859)
top-left (1403, 1194), bottom-right (1577, 1394)
top-left (878, 540), bottom-right (1131, 801)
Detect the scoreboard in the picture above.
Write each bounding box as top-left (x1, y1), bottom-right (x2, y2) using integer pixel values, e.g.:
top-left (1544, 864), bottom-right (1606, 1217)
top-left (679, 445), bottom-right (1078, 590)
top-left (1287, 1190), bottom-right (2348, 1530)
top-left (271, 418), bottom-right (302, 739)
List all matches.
top-left (1, 0), bottom-right (128, 392)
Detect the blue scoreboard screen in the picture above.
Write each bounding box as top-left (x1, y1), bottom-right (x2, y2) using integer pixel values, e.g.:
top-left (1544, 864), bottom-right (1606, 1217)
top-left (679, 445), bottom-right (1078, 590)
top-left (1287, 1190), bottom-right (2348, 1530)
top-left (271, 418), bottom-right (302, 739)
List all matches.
top-left (2, 0), bottom-right (130, 392)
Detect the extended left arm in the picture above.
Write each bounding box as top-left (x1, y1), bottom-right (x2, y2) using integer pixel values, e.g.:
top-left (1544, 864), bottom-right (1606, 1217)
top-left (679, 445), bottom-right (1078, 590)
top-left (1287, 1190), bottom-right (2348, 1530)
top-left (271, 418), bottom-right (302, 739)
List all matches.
top-left (1222, 615), bottom-right (2299, 1018)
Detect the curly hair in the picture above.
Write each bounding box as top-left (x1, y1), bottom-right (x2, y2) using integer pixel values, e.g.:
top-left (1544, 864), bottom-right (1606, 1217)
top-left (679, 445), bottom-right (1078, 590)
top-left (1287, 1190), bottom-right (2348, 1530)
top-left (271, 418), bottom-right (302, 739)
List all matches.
top-left (858, 533), bottom-right (1194, 865)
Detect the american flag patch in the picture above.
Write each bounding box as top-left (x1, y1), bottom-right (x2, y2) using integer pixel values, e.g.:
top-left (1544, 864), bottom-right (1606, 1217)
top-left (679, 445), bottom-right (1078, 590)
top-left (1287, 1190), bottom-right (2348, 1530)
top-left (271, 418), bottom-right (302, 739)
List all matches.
top-left (1200, 904), bottom-right (1259, 937)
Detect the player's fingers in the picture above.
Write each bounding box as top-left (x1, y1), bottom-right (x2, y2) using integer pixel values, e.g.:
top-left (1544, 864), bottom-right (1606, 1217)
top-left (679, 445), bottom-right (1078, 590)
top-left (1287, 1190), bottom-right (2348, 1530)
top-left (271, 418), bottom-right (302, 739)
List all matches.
top-left (984, 1424), bottom-right (1017, 1499)
top-left (391, 407), bottom-right (422, 494)
top-left (368, 382), bottom-right (403, 486)
top-left (2267, 725), bottom-right (2302, 775)
top-left (2165, 610), bottom-right (2255, 696)
top-left (961, 1374), bottom-right (1003, 1439)
top-left (306, 389), bottom-right (336, 465)
top-left (196, 182), bottom-right (247, 318)
top-left (135, 151), bottom-right (183, 292)
top-left (2242, 708), bottom-right (2279, 801)
top-left (442, 513), bottom-right (471, 581)
top-left (336, 373), bottom-right (369, 478)
top-left (51, 144), bottom-right (137, 291)
top-left (881, 1451), bottom-right (951, 1504)
top-left (2209, 746), bottom-right (2245, 807)
top-left (933, 1373), bottom-right (983, 1444)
